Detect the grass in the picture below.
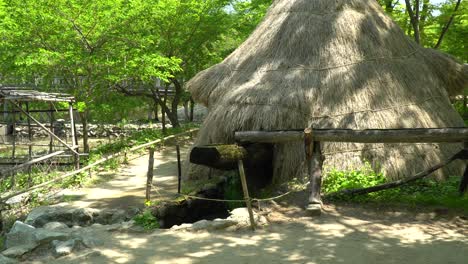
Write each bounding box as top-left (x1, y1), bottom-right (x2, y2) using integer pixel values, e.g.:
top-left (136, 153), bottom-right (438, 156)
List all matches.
top-left (323, 163), bottom-right (468, 213)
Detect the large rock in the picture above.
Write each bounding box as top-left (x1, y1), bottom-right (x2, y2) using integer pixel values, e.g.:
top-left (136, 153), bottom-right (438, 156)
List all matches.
top-left (5, 221), bottom-right (36, 249)
top-left (0, 254), bottom-right (17, 264)
top-left (25, 205), bottom-right (74, 227)
top-left (25, 204), bottom-right (100, 227)
top-left (34, 230), bottom-right (70, 244)
top-left (52, 239), bottom-right (78, 257)
top-left (2, 244), bottom-right (37, 258)
top-left (43, 222), bottom-right (69, 231)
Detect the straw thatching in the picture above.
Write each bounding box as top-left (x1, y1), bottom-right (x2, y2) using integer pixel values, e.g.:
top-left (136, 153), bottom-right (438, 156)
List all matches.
top-left (186, 0), bottom-right (467, 183)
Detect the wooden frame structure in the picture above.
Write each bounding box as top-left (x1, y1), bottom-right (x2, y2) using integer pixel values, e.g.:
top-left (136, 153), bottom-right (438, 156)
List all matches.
top-left (234, 128), bottom-right (468, 215)
top-left (0, 87), bottom-right (82, 177)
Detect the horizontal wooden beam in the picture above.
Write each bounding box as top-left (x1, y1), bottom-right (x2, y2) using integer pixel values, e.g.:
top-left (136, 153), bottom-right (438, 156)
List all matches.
top-left (235, 128), bottom-right (468, 144)
top-left (0, 150), bottom-right (65, 177)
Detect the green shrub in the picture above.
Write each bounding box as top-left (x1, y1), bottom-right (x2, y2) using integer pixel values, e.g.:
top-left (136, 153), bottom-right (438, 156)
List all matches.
top-left (323, 162), bottom-right (386, 194)
top-left (133, 210), bottom-right (160, 230)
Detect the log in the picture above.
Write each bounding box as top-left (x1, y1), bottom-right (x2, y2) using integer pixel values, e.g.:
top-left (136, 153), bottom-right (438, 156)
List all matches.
top-left (235, 128), bottom-right (468, 144)
top-left (190, 144), bottom-right (271, 170)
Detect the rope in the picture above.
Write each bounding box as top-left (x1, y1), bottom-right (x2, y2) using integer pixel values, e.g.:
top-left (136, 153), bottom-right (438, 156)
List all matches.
top-left (151, 182), bottom-right (311, 204)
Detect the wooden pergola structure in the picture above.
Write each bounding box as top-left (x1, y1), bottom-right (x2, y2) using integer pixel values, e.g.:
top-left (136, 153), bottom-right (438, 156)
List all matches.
top-left (0, 87), bottom-right (82, 176)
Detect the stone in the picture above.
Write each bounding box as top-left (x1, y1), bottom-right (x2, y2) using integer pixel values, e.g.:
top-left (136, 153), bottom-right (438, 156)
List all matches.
top-left (0, 254), bottom-right (18, 264)
top-left (170, 223), bottom-right (193, 231)
top-left (228, 208), bottom-right (268, 227)
top-left (43, 222), bottom-right (69, 230)
top-left (191, 220), bottom-right (211, 231)
top-left (52, 239), bottom-right (77, 257)
top-left (71, 230), bottom-right (103, 248)
top-left (25, 204), bottom-right (74, 227)
top-left (5, 221), bottom-right (36, 249)
top-left (305, 204), bottom-right (322, 216)
top-left (34, 230), bottom-right (70, 244)
top-left (211, 219), bottom-right (238, 230)
top-left (72, 208), bottom-right (99, 226)
top-left (1, 244), bottom-right (37, 258)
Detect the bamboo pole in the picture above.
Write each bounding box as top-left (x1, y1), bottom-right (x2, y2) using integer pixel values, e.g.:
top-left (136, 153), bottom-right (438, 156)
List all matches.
top-left (146, 148), bottom-right (155, 201)
top-left (237, 159), bottom-right (256, 231)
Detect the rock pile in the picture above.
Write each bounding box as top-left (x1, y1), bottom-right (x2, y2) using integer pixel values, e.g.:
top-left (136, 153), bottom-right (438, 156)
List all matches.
top-left (0, 203), bottom-right (142, 262)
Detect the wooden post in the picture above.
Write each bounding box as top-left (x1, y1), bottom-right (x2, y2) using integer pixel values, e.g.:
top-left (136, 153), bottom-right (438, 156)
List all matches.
top-left (176, 145), bottom-right (182, 194)
top-left (11, 101), bottom-right (16, 160)
top-left (237, 159), bottom-right (256, 231)
top-left (49, 103), bottom-right (54, 154)
top-left (26, 102), bottom-right (32, 160)
top-left (146, 148), bottom-right (155, 201)
top-left (26, 102), bottom-right (32, 182)
top-left (69, 103), bottom-right (79, 169)
top-left (305, 127), bottom-right (323, 215)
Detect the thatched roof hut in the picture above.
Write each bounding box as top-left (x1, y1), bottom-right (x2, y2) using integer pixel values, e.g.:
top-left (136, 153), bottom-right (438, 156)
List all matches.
top-left (186, 0), bottom-right (467, 183)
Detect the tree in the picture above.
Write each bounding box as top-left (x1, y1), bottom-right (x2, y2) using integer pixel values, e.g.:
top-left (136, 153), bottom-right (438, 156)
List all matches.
top-left (0, 0), bottom-right (182, 151)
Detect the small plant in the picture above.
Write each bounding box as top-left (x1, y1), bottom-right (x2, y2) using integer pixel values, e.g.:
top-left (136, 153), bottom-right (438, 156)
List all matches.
top-left (133, 210), bottom-right (160, 230)
top-left (323, 162), bottom-right (386, 194)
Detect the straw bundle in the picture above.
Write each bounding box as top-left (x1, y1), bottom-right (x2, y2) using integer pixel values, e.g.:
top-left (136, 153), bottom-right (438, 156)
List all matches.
top-left (186, 0), bottom-right (467, 183)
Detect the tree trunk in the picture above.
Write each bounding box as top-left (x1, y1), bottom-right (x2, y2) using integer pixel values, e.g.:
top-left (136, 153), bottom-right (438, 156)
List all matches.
top-left (405, 0), bottom-right (421, 44)
top-left (434, 0), bottom-right (462, 49)
top-left (189, 97), bottom-right (195, 122)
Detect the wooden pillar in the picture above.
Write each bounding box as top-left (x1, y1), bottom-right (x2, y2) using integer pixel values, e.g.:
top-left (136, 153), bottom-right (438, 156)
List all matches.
top-left (69, 103), bottom-right (79, 169)
top-left (305, 128), bottom-right (323, 216)
top-left (238, 159), bottom-right (256, 231)
top-left (460, 142), bottom-right (468, 195)
top-left (146, 148), bottom-right (155, 201)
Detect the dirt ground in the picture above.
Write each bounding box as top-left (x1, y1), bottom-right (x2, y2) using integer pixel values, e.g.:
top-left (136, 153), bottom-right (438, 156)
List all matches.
top-left (27, 139), bottom-right (468, 264)
top-left (24, 202), bottom-right (466, 264)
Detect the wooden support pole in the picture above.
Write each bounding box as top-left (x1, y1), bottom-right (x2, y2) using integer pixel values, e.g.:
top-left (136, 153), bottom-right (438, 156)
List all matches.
top-left (176, 145), bottom-right (182, 194)
top-left (146, 148), bottom-right (155, 201)
top-left (237, 159), bottom-right (256, 231)
top-left (306, 136), bottom-right (324, 216)
top-left (10, 101), bottom-right (79, 155)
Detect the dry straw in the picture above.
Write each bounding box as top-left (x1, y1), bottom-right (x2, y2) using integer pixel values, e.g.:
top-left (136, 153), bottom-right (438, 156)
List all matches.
top-left (186, 0), bottom-right (467, 183)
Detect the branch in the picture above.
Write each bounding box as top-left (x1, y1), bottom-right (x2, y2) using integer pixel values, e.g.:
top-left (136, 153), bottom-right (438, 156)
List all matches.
top-left (434, 0), bottom-right (462, 49)
top-left (405, 0), bottom-right (421, 44)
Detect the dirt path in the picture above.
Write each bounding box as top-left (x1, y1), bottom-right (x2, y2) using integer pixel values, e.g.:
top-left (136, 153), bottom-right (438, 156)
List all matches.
top-left (31, 203), bottom-right (467, 264)
top-left (55, 141), bottom-right (191, 210)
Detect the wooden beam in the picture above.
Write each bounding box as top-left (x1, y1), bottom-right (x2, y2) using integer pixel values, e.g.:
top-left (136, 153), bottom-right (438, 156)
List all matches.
top-left (10, 101), bottom-right (79, 155)
top-left (0, 151), bottom-right (66, 178)
top-left (235, 128), bottom-right (468, 144)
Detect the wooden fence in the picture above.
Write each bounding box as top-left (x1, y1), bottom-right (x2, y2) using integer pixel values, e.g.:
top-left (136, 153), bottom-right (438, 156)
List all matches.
top-left (234, 127), bottom-right (468, 215)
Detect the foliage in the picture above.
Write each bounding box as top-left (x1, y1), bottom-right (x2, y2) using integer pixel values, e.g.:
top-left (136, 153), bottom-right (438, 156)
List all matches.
top-left (323, 165), bottom-right (468, 213)
top-left (133, 210), bottom-right (160, 230)
top-left (323, 163), bottom-right (386, 194)
top-left (223, 171), bottom-right (245, 209)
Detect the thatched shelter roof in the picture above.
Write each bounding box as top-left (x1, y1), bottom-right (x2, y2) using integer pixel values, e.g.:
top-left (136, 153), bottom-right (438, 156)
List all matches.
top-left (186, 0), bottom-right (467, 183)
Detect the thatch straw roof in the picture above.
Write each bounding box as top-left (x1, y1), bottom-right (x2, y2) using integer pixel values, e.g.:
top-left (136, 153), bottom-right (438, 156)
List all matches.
top-left (186, 0), bottom-right (467, 183)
